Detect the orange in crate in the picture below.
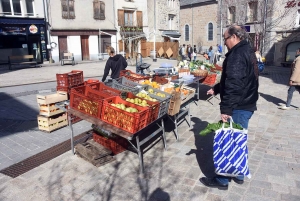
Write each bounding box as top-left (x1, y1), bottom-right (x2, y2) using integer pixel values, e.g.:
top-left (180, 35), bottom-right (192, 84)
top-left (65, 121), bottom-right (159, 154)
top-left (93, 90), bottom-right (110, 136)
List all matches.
top-left (101, 96), bottom-right (150, 134)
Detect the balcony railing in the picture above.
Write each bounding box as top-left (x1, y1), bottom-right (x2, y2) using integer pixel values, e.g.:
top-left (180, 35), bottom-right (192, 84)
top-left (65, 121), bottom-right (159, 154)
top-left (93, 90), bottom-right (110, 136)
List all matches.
top-left (120, 26), bottom-right (143, 33)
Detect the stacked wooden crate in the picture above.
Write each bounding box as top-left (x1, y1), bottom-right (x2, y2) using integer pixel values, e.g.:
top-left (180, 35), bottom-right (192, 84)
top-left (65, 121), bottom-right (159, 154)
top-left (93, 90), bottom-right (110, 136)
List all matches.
top-left (37, 91), bottom-right (68, 132)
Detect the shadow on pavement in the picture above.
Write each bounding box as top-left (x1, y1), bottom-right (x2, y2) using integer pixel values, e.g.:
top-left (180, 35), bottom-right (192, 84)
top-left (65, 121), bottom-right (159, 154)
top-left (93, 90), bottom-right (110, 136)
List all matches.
top-left (187, 117), bottom-right (217, 178)
top-left (259, 92), bottom-right (286, 106)
top-left (0, 92), bottom-right (38, 135)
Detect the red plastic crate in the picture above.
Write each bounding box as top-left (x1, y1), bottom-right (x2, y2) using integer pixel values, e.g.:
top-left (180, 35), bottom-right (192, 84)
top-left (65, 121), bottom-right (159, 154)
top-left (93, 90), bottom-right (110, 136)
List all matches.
top-left (56, 70), bottom-right (84, 88)
top-left (92, 131), bottom-right (128, 155)
top-left (84, 79), bottom-right (100, 89)
top-left (201, 74), bottom-right (217, 86)
top-left (88, 82), bottom-right (122, 96)
top-left (120, 70), bottom-right (151, 82)
top-left (69, 85), bottom-right (110, 118)
top-left (124, 92), bottom-right (160, 124)
top-left (101, 96), bottom-right (150, 134)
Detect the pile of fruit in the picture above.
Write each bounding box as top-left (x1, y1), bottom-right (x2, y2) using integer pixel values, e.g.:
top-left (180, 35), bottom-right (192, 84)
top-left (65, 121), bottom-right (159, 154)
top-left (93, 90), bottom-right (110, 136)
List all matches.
top-left (164, 86), bottom-right (190, 96)
top-left (111, 103), bottom-right (138, 113)
top-left (125, 97), bottom-right (150, 107)
top-left (141, 80), bottom-right (160, 89)
top-left (77, 99), bottom-right (99, 115)
top-left (136, 92), bottom-right (158, 102)
top-left (147, 88), bottom-right (166, 98)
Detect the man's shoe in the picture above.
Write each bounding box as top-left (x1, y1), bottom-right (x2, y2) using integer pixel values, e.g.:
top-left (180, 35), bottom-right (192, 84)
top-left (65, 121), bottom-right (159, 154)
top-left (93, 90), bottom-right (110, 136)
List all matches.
top-left (278, 105), bottom-right (290, 110)
top-left (199, 177), bottom-right (228, 190)
top-left (232, 177), bottom-right (244, 184)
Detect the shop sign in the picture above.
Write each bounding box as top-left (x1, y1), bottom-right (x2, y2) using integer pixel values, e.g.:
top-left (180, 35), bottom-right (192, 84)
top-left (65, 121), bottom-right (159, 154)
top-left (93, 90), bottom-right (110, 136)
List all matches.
top-left (29, 24), bottom-right (38, 34)
top-left (0, 26), bottom-right (26, 35)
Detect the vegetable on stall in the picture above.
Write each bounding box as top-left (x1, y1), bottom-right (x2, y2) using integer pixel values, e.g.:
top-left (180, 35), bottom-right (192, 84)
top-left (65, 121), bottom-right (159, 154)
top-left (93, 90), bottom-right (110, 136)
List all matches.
top-left (199, 121), bottom-right (243, 136)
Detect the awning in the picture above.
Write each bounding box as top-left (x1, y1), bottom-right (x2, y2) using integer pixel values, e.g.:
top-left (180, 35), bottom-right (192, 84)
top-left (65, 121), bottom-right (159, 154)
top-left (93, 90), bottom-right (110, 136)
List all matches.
top-left (162, 31), bottom-right (181, 40)
top-left (0, 17), bottom-right (45, 25)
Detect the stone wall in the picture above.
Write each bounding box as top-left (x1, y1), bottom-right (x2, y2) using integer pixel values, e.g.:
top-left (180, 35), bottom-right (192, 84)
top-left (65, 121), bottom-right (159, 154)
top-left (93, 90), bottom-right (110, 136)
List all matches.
top-left (180, 2), bottom-right (218, 52)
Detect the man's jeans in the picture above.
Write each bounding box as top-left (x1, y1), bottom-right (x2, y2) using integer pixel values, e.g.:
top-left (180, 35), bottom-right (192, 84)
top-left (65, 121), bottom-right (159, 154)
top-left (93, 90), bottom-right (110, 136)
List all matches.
top-left (216, 110), bottom-right (253, 185)
top-left (286, 86), bottom-right (300, 107)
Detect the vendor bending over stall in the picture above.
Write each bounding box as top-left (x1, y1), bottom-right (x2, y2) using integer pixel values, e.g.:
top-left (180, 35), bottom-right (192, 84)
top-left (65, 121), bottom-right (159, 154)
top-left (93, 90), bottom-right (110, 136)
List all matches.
top-left (102, 46), bottom-right (127, 82)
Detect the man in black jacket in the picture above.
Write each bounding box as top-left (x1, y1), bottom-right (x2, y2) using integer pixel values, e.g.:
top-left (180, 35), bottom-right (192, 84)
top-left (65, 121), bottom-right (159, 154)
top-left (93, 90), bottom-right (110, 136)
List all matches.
top-left (102, 46), bottom-right (127, 82)
top-left (200, 25), bottom-right (259, 190)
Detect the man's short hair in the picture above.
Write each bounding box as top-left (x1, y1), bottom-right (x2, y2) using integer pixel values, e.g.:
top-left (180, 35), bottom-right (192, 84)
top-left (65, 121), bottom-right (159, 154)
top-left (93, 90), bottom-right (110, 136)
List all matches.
top-left (227, 24), bottom-right (248, 41)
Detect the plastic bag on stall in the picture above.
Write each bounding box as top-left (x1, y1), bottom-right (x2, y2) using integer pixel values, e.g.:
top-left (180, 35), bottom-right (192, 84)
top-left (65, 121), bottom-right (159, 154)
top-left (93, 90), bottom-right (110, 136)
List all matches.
top-left (213, 118), bottom-right (251, 179)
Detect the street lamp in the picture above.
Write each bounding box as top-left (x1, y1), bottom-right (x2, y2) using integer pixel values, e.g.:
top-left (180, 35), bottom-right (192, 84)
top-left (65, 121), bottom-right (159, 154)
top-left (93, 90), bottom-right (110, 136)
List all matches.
top-left (153, 0), bottom-right (157, 62)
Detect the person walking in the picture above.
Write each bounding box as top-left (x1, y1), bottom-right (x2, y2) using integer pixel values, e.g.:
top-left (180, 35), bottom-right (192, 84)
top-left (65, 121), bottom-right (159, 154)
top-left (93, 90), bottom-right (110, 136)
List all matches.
top-left (181, 44), bottom-right (187, 61)
top-left (278, 48), bottom-right (300, 110)
top-left (208, 46), bottom-right (213, 64)
top-left (217, 44), bottom-right (223, 61)
top-left (102, 46), bottom-right (127, 82)
top-left (193, 45), bottom-right (197, 61)
top-left (201, 25), bottom-right (259, 190)
top-left (187, 44), bottom-right (193, 61)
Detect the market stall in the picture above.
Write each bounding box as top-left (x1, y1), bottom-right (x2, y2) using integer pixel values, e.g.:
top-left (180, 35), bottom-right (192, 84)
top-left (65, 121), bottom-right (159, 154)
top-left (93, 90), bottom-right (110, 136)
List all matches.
top-left (36, 61), bottom-right (222, 173)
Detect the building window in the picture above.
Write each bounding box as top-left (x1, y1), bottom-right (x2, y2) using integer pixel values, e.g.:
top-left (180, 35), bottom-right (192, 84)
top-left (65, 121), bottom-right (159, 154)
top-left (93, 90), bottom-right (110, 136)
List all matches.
top-left (296, 10), bottom-right (300, 28)
top-left (1, 0), bottom-right (22, 16)
top-left (168, 15), bottom-right (174, 30)
top-left (124, 10), bottom-right (134, 26)
top-left (185, 24), bottom-right (189, 41)
top-left (247, 1), bottom-right (258, 22)
top-left (61, 0), bottom-right (75, 19)
top-left (26, 0), bottom-right (34, 16)
top-left (208, 23), bottom-right (213, 41)
top-left (286, 42), bottom-right (300, 62)
top-left (93, 0), bottom-right (105, 20)
top-left (228, 6), bottom-right (236, 24)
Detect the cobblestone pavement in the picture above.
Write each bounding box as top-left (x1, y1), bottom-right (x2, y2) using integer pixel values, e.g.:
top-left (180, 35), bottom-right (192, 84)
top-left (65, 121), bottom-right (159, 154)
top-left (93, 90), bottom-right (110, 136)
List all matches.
top-left (1, 64), bottom-right (300, 201)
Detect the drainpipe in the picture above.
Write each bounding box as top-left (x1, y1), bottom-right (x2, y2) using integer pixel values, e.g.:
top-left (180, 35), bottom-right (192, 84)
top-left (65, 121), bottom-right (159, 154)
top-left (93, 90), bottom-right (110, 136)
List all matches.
top-left (153, 0), bottom-right (157, 62)
top-left (262, 0), bottom-right (268, 56)
top-left (220, 0), bottom-right (223, 54)
top-left (191, 2), bottom-right (193, 46)
top-left (113, 0), bottom-right (118, 53)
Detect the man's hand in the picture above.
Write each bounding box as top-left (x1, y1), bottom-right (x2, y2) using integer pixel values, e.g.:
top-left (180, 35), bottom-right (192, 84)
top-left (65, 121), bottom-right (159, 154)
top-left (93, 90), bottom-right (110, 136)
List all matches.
top-left (207, 89), bottom-right (214, 95)
top-left (221, 114), bottom-right (230, 123)
top-left (289, 80), bottom-right (293, 86)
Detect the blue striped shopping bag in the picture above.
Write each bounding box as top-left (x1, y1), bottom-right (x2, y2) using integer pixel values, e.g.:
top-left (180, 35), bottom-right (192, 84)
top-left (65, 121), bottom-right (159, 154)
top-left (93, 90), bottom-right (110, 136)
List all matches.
top-left (213, 121), bottom-right (251, 178)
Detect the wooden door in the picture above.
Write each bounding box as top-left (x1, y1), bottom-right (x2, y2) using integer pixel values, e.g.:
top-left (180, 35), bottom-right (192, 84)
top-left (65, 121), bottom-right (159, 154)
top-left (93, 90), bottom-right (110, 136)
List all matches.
top-left (81, 35), bottom-right (89, 60)
top-left (58, 36), bottom-right (67, 60)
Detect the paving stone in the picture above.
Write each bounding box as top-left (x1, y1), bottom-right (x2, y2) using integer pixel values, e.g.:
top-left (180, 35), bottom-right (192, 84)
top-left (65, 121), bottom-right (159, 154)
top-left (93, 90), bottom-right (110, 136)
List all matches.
top-left (281, 193), bottom-right (300, 201)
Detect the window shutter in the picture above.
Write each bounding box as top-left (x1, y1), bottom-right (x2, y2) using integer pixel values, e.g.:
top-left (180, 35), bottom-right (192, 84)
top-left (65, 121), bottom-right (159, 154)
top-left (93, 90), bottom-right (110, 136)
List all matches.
top-left (68, 0), bottom-right (75, 19)
top-left (136, 11), bottom-right (143, 27)
top-left (93, 0), bottom-right (100, 19)
top-left (61, 0), bottom-right (68, 19)
top-left (118, 9), bottom-right (124, 26)
top-left (100, 2), bottom-right (105, 20)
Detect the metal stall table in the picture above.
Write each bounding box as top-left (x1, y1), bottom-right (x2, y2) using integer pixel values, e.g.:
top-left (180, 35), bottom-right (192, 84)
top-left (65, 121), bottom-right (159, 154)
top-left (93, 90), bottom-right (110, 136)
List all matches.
top-left (67, 109), bottom-right (167, 174)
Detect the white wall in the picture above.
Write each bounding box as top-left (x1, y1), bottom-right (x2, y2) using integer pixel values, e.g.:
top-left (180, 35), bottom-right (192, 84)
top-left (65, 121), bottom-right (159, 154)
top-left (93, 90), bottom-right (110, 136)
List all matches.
top-left (68, 36), bottom-right (81, 62)
top-left (89, 36), bottom-right (98, 60)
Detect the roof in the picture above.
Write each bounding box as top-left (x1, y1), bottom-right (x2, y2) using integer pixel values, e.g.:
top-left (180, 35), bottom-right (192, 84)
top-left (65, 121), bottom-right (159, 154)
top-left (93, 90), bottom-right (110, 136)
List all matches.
top-left (180, 0), bottom-right (217, 7)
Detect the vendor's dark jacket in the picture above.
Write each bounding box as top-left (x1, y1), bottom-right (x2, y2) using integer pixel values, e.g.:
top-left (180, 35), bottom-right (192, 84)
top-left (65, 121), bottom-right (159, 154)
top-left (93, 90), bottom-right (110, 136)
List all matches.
top-left (213, 40), bottom-right (259, 116)
top-left (102, 54), bottom-right (127, 82)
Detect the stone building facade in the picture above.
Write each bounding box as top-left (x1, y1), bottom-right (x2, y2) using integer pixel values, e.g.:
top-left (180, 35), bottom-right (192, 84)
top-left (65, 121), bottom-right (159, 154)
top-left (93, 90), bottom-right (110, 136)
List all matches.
top-left (219, 0), bottom-right (300, 66)
top-left (180, 0), bottom-right (218, 53)
top-left (147, 0), bottom-right (181, 42)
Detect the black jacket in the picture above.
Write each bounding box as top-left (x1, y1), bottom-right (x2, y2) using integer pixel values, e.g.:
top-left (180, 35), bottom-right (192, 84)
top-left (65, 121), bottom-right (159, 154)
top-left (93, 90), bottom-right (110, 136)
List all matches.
top-left (213, 40), bottom-right (259, 116)
top-left (102, 54), bottom-right (127, 82)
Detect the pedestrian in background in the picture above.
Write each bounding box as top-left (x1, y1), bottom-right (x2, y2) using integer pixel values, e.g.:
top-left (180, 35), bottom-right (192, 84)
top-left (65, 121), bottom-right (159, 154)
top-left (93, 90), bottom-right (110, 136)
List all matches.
top-left (278, 48), bottom-right (300, 110)
top-left (193, 45), bottom-right (197, 61)
top-left (208, 46), bottom-right (213, 63)
top-left (181, 44), bottom-right (187, 61)
top-left (202, 25), bottom-right (259, 190)
top-left (187, 44), bottom-right (193, 61)
top-left (217, 44), bottom-right (223, 61)
top-left (102, 46), bottom-right (127, 82)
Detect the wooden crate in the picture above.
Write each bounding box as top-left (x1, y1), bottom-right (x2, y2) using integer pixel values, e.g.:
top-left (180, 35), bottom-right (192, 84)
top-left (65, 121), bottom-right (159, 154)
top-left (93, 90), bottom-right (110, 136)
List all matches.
top-left (168, 92), bottom-right (181, 116)
top-left (39, 104), bottom-right (65, 117)
top-left (37, 91), bottom-right (68, 105)
top-left (38, 113), bottom-right (68, 132)
top-left (181, 86), bottom-right (196, 105)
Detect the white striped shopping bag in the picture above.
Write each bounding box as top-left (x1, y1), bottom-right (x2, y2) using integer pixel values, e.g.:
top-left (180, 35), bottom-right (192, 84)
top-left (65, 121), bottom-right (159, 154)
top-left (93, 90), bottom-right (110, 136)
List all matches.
top-left (213, 121), bottom-right (251, 178)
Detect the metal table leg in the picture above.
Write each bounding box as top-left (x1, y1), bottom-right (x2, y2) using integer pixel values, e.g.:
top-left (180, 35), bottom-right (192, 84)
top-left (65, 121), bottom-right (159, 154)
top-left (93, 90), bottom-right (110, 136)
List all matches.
top-left (136, 135), bottom-right (144, 174)
top-left (161, 119), bottom-right (167, 150)
top-left (174, 114), bottom-right (179, 141)
top-left (68, 113), bottom-right (75, 155)
top-left (188, 104), bottom-right (192, 128)
top-left (197, 80), bottom-right (200, 100)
